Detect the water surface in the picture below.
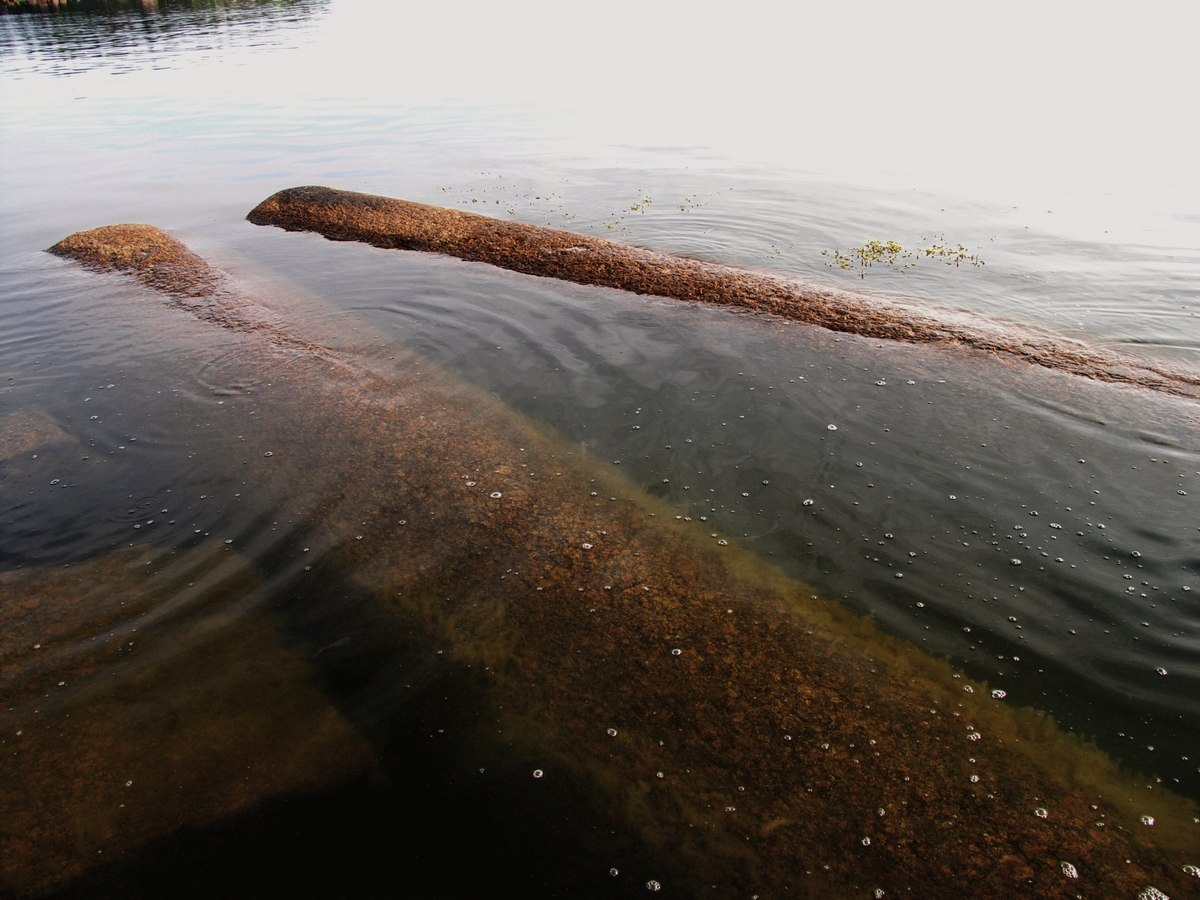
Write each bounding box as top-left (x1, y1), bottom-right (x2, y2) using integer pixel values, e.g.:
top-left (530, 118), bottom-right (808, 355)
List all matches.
top-left (2, 2), bottom-right (1198, 896)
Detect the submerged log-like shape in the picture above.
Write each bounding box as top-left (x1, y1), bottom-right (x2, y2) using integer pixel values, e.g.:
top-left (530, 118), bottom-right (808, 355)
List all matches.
top-left (247, 186), bottom-right (1200, 400)
top-left (0, 410), bottom-right (71, 465)
top-left (0, 545), bottom-right (378, 895)
top-left (33, 224), bottom-right (1199, 897)
top-left (48, 224), bottom-right (333, 359)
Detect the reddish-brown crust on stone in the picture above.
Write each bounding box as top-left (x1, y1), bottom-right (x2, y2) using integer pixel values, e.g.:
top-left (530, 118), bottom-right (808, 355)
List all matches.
top-left (28, 223), bottom-right (1199, 897)
top-left (49, 223), bottom-right (220, 296)
top-left (246, 186), bottom-right (1200, 400)
top-left (48, 223), bottom-right (332, 358)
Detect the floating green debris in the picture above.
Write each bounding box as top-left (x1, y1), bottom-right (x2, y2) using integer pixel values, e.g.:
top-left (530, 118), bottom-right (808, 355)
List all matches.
top-left (823, 235), bottom-right (985, 278)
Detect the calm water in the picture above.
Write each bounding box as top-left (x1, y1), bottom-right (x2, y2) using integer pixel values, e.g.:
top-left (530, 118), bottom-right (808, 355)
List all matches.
top-left (2, 2), bottom-right (1198, 897)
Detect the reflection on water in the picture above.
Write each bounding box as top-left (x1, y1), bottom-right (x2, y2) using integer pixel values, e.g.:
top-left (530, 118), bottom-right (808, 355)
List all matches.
top-left (0, 0), bottom-right (327, 78)
top-left (2, 2), bottom-right (1199, 897)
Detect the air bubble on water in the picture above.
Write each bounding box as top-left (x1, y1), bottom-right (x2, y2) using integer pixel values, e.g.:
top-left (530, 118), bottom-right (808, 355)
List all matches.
top-left (967, 732), bottom-right (982, 741)
top-left (1060, 861), bottom-right (1078, 879)
top-left (532, 769), bottom-right (544, 778)
top-left (827, 424), bottom-right (837, 431)
top-left (490, 492), bottom-right (502, 499)
top-left (875, 380), bottom-right (887, 386)
top-left (1035, 807), bottom-right (1048, 819)
top-left (718, 539), bottom-right (728, 546)
top-left (607, 728), bottom-right (618, 737)
top-left (263, 451), bottom-right (273, 457)
top-left (1138, 889), bottom-right (1169, 900)
top-left (670, 648), bottom-right (682, 656)
top-left (1183, 864), bottom-right (1199, 877)
top-left (609, 868), bottom-right (619, 877)
top-left (1141, 815), bottom-right (1155, 826)
top-left (1157, 667), bottom-right (1168, 676)
top-left (970, 774), bottom-right (980, 783)
top-left (803, 498), bottom-right (814, 506)
top-left (861, 836), bottom-right (871, 846)
top-left (582, 542), bottom-right (593, 549)
top-left (1010, 558), bottom-right (1022, 566)
top-left (874, 890), bottom-right (885, 899)
top-left (646, 881), bottom-right (662, 892)
top-left (991, 689), bottom-right (1007, 700)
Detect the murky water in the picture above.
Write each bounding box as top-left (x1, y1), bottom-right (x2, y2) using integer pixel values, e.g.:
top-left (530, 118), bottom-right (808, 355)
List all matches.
top-left (2, 3), bottom-right (1199, 897)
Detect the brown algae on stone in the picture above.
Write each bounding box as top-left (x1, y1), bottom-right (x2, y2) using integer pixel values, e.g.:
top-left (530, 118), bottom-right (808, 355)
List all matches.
top-left (246, 186), bottom-right (1200, 399)
top-left (0, 410), bottom-right (72, 465)
top-left (26, 222), bottom-right (1200, 897)
top-left (48, 223), bottom-right (335, 359)
top-left (0, 543), bottom-right (377, 897)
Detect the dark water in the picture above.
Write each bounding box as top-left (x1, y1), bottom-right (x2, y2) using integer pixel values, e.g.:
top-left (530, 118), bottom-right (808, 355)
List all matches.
top-left (2, 3), bottom-right (1199, 897)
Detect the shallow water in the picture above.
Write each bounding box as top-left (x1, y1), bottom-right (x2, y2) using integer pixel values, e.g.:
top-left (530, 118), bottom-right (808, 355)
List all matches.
top-left (2, 2), bottom-right (1199, 897)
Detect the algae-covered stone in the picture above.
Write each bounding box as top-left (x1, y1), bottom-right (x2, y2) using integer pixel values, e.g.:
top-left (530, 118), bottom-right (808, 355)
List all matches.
top-left (247, 186), bottom-right (1200, 399)
top-left (0, 544), bottom-right (378, 897)
top-left (30, 221), bottom-right (1198, 898)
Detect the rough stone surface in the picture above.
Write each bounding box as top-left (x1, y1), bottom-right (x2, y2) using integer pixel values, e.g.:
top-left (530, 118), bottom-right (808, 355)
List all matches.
top-left (0, 545), bottom-right (377, 897)
top-left (49, 223), bottom-right (334, 359)
top-left (247, 186), bottom-right (1200, 400)
top-left (29, 222), bottom-right (1200, 898)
